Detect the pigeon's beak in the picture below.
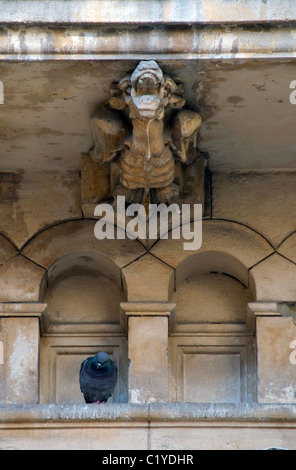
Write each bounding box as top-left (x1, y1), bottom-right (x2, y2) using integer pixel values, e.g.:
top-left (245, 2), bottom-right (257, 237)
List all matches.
top-left (97, 363), bottom-right (101, 369)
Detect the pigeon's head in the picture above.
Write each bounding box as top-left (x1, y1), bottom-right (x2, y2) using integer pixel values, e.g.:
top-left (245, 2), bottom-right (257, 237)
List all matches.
top-left (95, 351), bottom-right (111, 369)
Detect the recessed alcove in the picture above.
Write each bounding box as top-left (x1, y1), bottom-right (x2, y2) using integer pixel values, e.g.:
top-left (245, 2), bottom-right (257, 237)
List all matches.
top-left (41, 251), bottom-right (126, 334)
top-left (173, 272), bottom-right (252, 325)
top-left (169, 252), bottom-right (256, 404)
top-left (39, 251), bottom-right (128, 404)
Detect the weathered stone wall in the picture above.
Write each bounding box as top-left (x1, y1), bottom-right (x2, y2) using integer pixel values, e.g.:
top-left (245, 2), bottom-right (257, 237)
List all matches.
top-left (0, 0), bottom-right (296, 450)
top-left (0, 169), bottom-right (296, 448)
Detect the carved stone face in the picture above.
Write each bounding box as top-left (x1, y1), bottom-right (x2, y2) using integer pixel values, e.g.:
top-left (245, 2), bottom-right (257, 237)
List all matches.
top-left (127, 61), bottom-right (166, 120)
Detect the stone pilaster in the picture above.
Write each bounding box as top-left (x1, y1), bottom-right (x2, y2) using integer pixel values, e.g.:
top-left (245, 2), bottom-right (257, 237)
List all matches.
top-left (248, 302), bottom-right (296, 404)
top-left (0, 303), bottom-right (47, 404)
top-left (121, 302), bottom-right (175, 403)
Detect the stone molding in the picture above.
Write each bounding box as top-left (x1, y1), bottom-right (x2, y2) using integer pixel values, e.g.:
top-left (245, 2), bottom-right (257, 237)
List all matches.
top-left (248, 302), bottom-right (282, 317)
top-left (0, 302), bottom-right (47, 336)
top-left (121, 302), bottom-right (176, 317)
top-left (247, 301), bottom-right (282, 331)
top-left (0, 25), bottom-right (296, 60)
top-left (0, 302), bottom-right (47, 316)
top-left (248, 301), bottom-right (296, 323)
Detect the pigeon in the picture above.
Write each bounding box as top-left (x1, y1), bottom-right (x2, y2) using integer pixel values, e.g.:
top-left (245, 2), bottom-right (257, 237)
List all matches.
top-left (79, 351), bottom-right (117, 404)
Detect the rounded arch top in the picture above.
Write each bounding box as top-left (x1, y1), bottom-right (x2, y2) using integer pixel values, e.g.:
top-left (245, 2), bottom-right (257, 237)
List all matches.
top-left (151, 219), bottom-right (274, 275)
top-left (40, 251), bottom-right (127, 334)
top-left (22, 219), bottom-right (146, 270)
top-left (45, 251), bottom-right (123, 291)
top-left (0, 233), bottom-right (18, 266)
top-left (175, 250), bottom-right (251, 289)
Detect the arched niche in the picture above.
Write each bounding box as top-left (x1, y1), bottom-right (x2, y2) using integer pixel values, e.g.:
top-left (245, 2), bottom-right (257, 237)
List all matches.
top-left (172, 251), bottom-right (255, 333)
top-left (39, 251), bottom-right (128, 404)
top-left (151, 219), bottom-right (274, 276)
top-left (40, 251), bottom-right (126, 334)
top-left (173, 272), bottom-right (253, 327)
top-left (169, 251), bottom-right (256, 404)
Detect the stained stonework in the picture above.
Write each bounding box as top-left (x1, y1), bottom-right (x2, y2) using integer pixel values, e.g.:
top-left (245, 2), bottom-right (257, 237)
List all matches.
top-left (0, 0), bottom-right (296, 451)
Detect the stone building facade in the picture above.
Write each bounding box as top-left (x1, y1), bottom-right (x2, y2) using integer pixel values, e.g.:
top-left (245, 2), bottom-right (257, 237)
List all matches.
top-left (0, 0), bottom-right (296, 450)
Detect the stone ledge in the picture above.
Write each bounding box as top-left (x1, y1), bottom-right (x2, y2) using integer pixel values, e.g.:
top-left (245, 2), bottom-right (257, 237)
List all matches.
top-left (0, 403), bottom-right (149, 424)
top-left (0, 0), bottom-right (295, 25)
top-left (0, 302), bottom-right (47, 315)
top-left (0, 25), bottom-right (296, 60)
top-left (121, 302), bottom-right (176, 316)
top-left (1, 403), bottom-right (296, 425)
top-left (150, 403), bottom-right (296, 423)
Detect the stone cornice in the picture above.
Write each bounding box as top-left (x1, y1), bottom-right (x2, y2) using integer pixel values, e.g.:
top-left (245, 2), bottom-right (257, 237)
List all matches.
top-left (0, 24), bottom-right (296, 60)
top-left (0, 1), bottom-right (295, 25)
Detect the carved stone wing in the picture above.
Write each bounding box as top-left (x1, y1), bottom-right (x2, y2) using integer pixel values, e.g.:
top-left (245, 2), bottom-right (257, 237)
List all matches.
top-left (170, 109), bottom-right (202, 165)
top-left (89, 106), bottom-right (129, 164)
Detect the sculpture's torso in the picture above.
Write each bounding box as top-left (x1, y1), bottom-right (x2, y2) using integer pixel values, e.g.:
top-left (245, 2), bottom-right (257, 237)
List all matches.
top-left (120, 117), bottom-right (175, 191)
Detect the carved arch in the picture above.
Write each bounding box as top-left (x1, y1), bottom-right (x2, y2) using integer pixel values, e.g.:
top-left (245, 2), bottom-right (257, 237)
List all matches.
top-left (32, 222), bottom-right (133, 403)
top-left (21, 219), bottom-right (146, 306)
top-left (40, 251), bottom-right (127, 334)
top-left (21, 219), bottom-right (146, 269)
top-left (151, 219), bottom-right (274, 295)
top-left (0, 233), bottom-right (18, 267)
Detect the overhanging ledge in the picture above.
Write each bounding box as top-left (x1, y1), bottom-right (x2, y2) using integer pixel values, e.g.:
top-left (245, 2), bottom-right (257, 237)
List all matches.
top-left (1, 25), bottom-right (296, 61)
top-left (1, 0), bottom-right (296, 25)
top-left (1, 403), bottom-right (296, 424)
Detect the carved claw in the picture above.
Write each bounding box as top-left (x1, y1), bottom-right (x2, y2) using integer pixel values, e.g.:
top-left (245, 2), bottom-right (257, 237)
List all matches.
top-left (156, 183), bottom-right (180, 204)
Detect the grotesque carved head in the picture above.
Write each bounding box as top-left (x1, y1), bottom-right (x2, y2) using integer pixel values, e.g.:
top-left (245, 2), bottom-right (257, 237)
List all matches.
top-left (109, 60), bottom-right (185, 120)
top-left (127, 60), bottom-right (166, 120)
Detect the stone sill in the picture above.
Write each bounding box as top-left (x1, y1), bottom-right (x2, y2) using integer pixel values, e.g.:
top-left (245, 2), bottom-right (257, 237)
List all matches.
top-left (0, 0), bottom-right (295, 25)
top-left (1, 403), bottom-right (296, 425)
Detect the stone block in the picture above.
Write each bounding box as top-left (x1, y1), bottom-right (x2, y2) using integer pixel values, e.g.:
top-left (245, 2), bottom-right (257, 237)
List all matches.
top-left (250, 253), bottom-right (296, 302)
top-left (257, 316), bottom-right (296, 403)
top-left (169, 335), bottom-right (256, 403)
top-left (0, 255), bottom-right (45, 302)
top-left (0, 317), bottom-right (40, 404)
top-left (212, 171), bottom-right (296, 248)
top-left (127, 315), bottom-right (169, 403)
top-left (122, 254), bottom-right (174, 302)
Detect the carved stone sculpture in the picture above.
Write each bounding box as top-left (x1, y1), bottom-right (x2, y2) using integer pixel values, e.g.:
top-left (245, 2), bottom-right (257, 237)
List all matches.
top-left (82, 60), bottom-right (203, 208)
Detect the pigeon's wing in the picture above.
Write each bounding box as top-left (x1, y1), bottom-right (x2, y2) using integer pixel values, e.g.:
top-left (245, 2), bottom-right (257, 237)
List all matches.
top-left (101, 361), bottom-right (118, 402)
top-left (79, 358), bottom-right (96, 402)
top-left (79, 359), bottom-right (88, 392)
top-left (114, 361), bottom-right (118, 383)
